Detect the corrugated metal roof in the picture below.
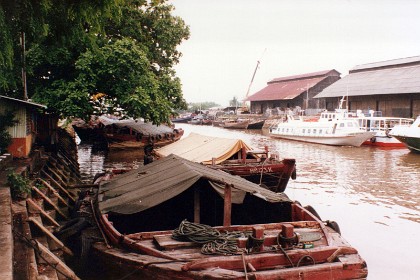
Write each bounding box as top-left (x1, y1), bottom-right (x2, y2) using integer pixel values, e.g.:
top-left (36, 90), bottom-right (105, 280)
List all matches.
top-left (246, 70), bottom-right (339, 102)
top-left (315, 64), bottom-right (420, 98)
top-left (246, 76), bottom-right (327, 101)
top-left (98, 154), bottom-right (290, 215)
top-left (351, 56), bottom-right (420, 72)
top-left (268, 69), bottom-right (340, 83)
top-left (0, 95), bottom-right (47, 109)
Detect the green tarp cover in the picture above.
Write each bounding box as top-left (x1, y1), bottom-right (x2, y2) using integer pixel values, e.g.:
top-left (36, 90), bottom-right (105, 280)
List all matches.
top-left (98, 154), bottom-right (290, 215)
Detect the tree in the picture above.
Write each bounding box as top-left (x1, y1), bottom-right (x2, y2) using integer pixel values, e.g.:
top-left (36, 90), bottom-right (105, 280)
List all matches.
top-left (188, 102), bottom-right (221, 112)
top-left (229, 96), bottom-right (242, 107)
top-left (0, 0), bottom-right (190, 124)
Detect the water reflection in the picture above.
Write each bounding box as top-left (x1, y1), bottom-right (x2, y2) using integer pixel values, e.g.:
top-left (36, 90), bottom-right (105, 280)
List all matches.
top-left (77, 123), bottom-right (420, 280)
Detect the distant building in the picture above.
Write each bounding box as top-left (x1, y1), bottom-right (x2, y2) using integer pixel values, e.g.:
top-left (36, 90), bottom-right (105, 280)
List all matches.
top-left (0, 95), bottom-right (55, 158)
top-left (315, 56), bottom-right (420, 118)
top-left (245, 70), bottom-right (341, 115)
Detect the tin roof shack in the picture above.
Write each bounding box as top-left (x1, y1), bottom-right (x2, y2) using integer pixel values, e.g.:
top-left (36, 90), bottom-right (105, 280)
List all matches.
top-left (0, 95), bottom-right (52, 158)
top-left (315, 56), bottom-right (420, 118)
top-left (245, 70), bottom-right (340, 115)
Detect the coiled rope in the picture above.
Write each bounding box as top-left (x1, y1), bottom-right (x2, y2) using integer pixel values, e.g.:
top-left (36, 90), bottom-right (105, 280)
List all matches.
top-left (172, 220), bottom-right (247, 255)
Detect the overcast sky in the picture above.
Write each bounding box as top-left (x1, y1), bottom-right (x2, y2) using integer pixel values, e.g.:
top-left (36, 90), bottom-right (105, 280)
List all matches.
top-left (170, 0), bottom-right (420, 106)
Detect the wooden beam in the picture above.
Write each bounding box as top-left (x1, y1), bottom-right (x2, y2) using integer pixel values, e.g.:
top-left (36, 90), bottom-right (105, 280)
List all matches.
top-left (28, 217), bottom-right (73, 256)
top-left (194, 188), bottom-right (200, 224)
top-left (223, 184), bottom-right (232, 227)
top-left (31, 187), bottom-right (68, 219)
top-left (34, 241), bottom-right (80, 280)
top-left (26, 199), bottom-right (60, 227)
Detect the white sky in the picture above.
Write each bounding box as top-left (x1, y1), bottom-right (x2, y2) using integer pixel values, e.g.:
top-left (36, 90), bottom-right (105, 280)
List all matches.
top-left (170, 0), bottom-right (420, 106)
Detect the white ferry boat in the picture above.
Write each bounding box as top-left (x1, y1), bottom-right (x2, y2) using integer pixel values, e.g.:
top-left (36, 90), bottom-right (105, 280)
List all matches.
top-left (268, 110), bottom-right (375, 147)
top-left (356, 115), bottom-right (413, 147)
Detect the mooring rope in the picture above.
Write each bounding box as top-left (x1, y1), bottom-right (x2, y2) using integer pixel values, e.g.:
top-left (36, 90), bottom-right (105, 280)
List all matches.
top-left (172, 220), bottom-right (247, 255)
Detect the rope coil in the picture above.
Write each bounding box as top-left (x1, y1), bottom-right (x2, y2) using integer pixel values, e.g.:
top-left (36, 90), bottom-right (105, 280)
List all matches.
top-left (172, 220), bottom-right (247, 255)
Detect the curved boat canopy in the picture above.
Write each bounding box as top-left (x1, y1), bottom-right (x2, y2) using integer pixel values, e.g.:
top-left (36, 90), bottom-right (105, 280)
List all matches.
top-left (155, 133), bottom-right (252, 165)
top-left (98, 154), bottom-right (290, 215)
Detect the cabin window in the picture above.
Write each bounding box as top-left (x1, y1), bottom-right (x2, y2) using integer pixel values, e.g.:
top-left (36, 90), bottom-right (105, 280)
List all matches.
top-left (319, 129), bottom-right (323, 134)
top-left (313, 129), bottom-right (316, 134)
top-left (340, 123), bottom-right (345, 127)
top-left (302, 129), bottom-right (306, 133)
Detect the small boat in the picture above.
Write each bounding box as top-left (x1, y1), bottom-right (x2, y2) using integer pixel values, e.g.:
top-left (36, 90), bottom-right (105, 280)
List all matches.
top-left (247, 119), bottom-right (266, 129)
top-left (156, 133), bottom-right (296, 192)
top-left (390, 115), bottom-right (420, 153)
top-left (98, 116), bottom-right (184, 149)
top-left (171, 114), bottom-right (193, 123)
top-left (220, 119), bottom-right (250, 129)
top-left (356, 116), bottom-right (414, 147)
top-left (87, 155), bottom-right (367, 280)
top-left (269, 111), bottom-right (375, 147)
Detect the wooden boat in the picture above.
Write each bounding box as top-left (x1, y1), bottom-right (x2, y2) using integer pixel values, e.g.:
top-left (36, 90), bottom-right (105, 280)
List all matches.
top-left (390, 115), bottom-right (420, 153)
top-left (220, 119), bottom-right (249, 129)
top-left (171, 114), bottom-right (193, 123)
top-left (269, 111), bottom-right (375, 147)
top-left (98, 116), bottom-right (184, 149)
top-left (247, 119), bottom-right (265, 129)
top-left (156, 133), bottom-right (296, 192)
top-left (88, 155), bottom-right (367, 279)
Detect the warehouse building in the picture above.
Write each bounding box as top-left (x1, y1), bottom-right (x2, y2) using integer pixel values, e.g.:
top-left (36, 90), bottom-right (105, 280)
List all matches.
top-left (246, 70), bottom-right (340, 115)
top-left (315, 56), bottom-right (420, 118)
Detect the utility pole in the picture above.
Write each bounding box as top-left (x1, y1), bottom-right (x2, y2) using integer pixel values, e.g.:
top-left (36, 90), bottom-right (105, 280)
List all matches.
top-left (21, 32), bottom-right (28, 100)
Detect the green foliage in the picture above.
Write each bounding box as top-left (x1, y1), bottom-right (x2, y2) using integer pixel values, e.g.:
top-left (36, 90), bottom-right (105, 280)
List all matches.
top-left (0, 0), bottom-right (190, 125)
top-left (188, 102), bottom-right (221, 111)
top-left (0, 110), bottom-right (17, 153)
top-left (7, 172), bottom-right (31, 200)
top-left (229, 96), bottom-right (243, 107)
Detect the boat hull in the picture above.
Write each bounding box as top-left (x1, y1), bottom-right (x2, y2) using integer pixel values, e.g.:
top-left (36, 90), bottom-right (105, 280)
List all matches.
top-left (362, 135), bottom-right (406, 148)
top-left (392, 135), bottom-right (420, 153)
top-left (217, 158), bottom-right (296, 192)
top-left (269, 131), bottom-right (375, 147)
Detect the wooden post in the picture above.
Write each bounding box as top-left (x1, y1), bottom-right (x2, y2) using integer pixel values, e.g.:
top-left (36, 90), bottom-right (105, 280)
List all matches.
top-left (223, 184), bottom-right (232, 227)
top-left (194, 188), bottom-right (200, 224)
top-left (241, 148), bottom-right (247, 163)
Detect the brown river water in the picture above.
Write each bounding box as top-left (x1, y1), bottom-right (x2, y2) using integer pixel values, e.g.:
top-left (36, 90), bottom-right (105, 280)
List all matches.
top-left (77, 124), bottom-right (420, 280)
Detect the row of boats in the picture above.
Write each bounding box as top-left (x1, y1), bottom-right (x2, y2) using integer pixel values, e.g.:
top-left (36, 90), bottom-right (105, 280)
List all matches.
top-left (67, 108), bottom-right (419, 278)
top-left (72, 130), bottom-right (368, 279)
top-left (268, 110), bottom-right (420, 151)
top-left (174, 109), bottom-right (420, 151)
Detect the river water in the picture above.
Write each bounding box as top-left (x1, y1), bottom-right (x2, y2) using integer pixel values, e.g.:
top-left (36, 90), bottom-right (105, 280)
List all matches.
top-left (77, 124), bottom-right (420, 280)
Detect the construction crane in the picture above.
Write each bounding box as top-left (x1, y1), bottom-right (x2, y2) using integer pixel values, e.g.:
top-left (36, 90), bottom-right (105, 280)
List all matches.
top-left (240, 49), bottom-right (266, 113)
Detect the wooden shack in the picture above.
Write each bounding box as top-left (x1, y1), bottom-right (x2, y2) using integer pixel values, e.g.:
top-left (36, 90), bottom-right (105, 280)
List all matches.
top-left (245, 70), bottom-right (341, 115)
top-left (0, 95), bottom-right (53, 158)
top-left (315, 56), bottom-right (420, 118)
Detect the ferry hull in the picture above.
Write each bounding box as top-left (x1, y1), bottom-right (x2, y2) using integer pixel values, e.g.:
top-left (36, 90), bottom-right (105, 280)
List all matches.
top-left (269, 131), bottom-right (375, 147)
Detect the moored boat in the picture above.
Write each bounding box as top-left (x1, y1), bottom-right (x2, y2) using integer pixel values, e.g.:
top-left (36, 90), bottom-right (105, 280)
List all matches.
top-left (269, 111), bottom-right (375, 147)
top-left (220, 119), bottom-right (250, 129)
top-left (247, 119), bottom-right (266, 129)
top-left (99, 116), bottom-right (184, 149)
top-left (390, 115), bottom-right (420, 153)
top-left (156, 133), bottom-right (296, 192)
top-left (356, 116), bottom-right (414, 147)
top-left (88, 155), bottom-right (367, 280)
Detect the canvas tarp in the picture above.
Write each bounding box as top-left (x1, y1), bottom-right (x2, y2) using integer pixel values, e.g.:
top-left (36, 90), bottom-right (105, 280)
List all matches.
top-left (98, 154), bottom-right (290, 215)
top-left (155, 133), bottom-right (252, 165)
top-left (98, 116), bottom-right (173, 135)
